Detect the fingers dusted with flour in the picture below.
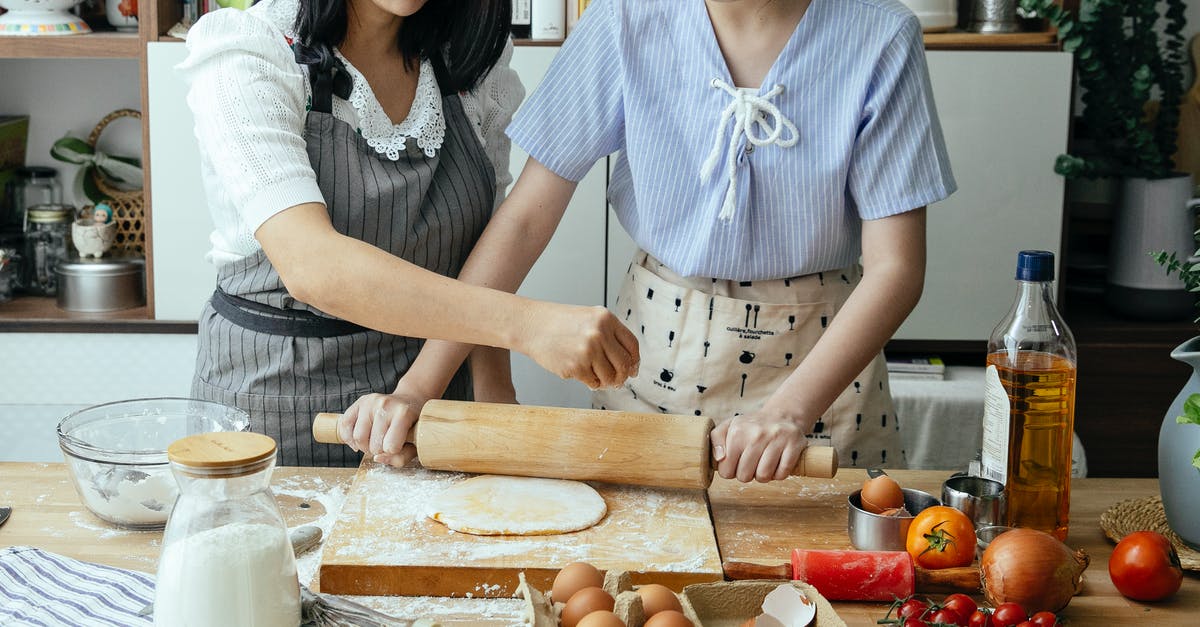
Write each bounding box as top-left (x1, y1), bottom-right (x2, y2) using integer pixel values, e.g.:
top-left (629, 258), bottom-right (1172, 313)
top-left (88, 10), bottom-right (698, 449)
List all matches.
top-left (337, 391), bottom-right (426, 467)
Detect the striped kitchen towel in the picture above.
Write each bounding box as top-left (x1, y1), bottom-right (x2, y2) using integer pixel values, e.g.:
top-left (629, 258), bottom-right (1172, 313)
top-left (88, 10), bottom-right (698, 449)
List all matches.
top-left (0, 546), bottom-right (153, 627)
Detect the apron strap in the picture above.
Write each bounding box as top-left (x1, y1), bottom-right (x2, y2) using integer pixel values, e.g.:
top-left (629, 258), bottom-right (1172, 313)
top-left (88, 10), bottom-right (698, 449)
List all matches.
top-left (293, 41), bottom-right (353, 115)
top-left (210, 289), bottom-right (369, 338)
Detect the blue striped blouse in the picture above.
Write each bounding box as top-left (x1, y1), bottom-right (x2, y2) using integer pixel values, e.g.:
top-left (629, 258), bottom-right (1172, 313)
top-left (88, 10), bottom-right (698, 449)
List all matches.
top-left (507, 0), bottom-right (957, 281)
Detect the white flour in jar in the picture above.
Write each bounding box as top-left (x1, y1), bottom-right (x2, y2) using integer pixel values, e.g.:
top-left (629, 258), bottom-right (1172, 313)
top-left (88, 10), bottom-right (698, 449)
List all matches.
top-left (154, 522), bottom-right (301, 627)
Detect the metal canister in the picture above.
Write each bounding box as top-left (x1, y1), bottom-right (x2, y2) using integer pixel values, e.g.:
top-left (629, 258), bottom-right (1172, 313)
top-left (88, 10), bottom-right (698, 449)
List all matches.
top-left (23, 203), bottom-right (74, 296)
top-left (55, 255), bottom-right (145, 312)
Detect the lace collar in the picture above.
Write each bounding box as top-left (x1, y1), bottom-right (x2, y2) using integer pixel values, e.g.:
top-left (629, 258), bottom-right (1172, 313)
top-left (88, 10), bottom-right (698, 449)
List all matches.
top-left (256, 0), bottom-right (447, 160)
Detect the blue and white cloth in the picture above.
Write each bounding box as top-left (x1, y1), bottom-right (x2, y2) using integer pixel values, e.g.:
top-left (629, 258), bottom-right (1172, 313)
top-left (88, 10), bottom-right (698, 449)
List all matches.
top-left (508, 0), bottom-right (957, 281)
top-left (0, 546), bottom-right (153, 627)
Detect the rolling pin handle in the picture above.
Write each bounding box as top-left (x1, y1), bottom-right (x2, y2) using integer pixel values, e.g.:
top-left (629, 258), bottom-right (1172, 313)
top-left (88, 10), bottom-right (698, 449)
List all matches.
top-left (913, 565), bottom-right (983, 594)
top-left (791, 446), bottom-right (838, 479)
top-left (313, 412), bottom-right (343, 444)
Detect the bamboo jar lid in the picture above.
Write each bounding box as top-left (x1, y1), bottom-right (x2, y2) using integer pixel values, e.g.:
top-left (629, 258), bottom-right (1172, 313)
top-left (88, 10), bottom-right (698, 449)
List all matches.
top-left (167, 431), bottom-right (276, 474)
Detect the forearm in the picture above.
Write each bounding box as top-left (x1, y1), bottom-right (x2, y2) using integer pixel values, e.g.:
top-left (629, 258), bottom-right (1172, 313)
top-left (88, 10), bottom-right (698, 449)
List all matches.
top-left (762, 209), bottom-right (926, 430)
top-left (259, 203), bottom-right (536, 351)
top-left (762, 265), bottom-right (922, 428)
top-left (398, 159), bottom-right (578, 386)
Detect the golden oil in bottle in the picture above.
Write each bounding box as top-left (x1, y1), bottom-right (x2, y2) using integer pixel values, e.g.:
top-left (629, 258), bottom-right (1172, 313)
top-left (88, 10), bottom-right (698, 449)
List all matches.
top-left (981, 251), bottom-right (1076, 541)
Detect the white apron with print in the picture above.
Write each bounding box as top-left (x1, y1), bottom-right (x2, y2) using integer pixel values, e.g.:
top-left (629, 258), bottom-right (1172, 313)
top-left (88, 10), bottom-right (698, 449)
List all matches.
top-left (595, 251), bottom-right (905, 470)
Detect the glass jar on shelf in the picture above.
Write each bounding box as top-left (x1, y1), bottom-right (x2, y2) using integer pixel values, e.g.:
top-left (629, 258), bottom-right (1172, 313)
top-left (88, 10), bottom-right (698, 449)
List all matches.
top-left (23, 204), bottom-right (74, 296)
top-left (4, 167), bottom-right (62, 231)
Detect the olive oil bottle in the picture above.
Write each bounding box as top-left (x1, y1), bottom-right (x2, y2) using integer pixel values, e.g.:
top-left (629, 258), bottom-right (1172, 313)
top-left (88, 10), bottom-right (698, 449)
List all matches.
top-left (981, 250), bottom-right (1077, 540)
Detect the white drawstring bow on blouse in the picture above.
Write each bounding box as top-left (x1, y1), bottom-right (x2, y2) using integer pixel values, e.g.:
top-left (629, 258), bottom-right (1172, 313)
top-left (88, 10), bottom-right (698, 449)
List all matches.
top-left (700, 78), bottom-right (799, 222)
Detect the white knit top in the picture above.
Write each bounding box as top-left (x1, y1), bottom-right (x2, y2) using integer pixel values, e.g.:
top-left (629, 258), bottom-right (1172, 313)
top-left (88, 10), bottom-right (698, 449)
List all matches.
top-left (177, 0), bottom-right (524, 267)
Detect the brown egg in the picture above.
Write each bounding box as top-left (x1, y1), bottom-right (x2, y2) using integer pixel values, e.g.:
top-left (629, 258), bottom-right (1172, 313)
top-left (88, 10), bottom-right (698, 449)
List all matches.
top-left (576, 610), bottom-right (626, 627)
top-left (636, 583), bottom-right (683, 617)
top-left (644, 610), bottom-right (693, 627)
top-left (562, 587), bottom-right (615, 627)
top-left (552, 562), bottom-right (605, 604)
top-left (739, 619), bottom-right (757, 627)
top-left (859, 475), bottom-right (904, 514)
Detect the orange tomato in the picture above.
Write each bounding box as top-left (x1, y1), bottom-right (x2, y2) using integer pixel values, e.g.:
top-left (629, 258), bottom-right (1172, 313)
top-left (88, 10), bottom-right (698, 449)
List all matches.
top-left (905, 505), bottom-right (976, 569)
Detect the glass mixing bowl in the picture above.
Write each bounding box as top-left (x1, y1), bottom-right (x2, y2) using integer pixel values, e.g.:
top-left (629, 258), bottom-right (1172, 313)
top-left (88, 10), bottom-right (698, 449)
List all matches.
top-left (57, 398), bottom-right (250, 529)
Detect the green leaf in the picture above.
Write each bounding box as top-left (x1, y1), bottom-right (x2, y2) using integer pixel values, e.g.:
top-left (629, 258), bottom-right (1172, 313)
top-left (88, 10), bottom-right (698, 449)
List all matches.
top-left (1178, 394), bottom-right (1200, 425)
top-left (1192, 449), bottom-right (1200, 472)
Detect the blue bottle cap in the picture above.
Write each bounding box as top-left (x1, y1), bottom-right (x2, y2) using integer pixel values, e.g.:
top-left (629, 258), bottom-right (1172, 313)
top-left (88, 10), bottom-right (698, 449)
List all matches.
top-left (1015, 250), bottom-right (1055, 282)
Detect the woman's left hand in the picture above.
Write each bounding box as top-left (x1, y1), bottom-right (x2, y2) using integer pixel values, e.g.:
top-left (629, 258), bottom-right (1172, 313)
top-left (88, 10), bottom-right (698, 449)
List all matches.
top-left (710, 409), bottom-right (810, 483)
top-left (337, 388), bottom-right (430, 467)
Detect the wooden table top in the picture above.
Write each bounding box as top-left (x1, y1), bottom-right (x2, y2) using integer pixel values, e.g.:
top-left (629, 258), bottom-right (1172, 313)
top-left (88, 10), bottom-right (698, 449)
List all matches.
top-left (1, 463), bottom-right (1195, 625)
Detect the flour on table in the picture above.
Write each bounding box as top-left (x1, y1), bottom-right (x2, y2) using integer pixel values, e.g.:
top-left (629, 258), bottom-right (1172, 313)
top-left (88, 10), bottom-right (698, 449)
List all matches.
top-left (427, 475), bottom-right (607, 536)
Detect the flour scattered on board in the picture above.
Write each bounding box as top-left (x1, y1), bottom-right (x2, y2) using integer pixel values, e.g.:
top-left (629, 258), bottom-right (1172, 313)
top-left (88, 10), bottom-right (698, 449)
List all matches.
top-left (322, 464), bottom-right (720, 573)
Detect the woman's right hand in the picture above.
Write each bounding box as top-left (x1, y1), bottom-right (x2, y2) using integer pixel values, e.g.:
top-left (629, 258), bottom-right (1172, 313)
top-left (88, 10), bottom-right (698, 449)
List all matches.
top-left (337, 390), bottom-right (429, 467)
top-left (518, 302), bottom-right (639, 389)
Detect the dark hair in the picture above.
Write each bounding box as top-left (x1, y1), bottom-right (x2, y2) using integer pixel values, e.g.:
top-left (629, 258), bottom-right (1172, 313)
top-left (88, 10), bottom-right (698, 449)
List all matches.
top-left (291, 0), bottom-right (512, 95)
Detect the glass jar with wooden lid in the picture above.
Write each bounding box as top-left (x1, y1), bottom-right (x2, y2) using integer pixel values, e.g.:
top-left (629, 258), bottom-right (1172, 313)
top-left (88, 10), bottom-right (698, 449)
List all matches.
top-left (154, 431), bottom-right (301, 627)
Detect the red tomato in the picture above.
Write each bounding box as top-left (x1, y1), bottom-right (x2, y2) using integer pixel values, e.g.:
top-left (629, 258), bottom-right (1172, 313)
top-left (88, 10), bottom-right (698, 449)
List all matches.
top-left (941, 594), bottom-right (977, 622)
top-left (990, 602), bottom-right (1027, 627)
top-left (906, 506), bottom-right (977, 569)
top-left (1108, 530), bottom-right (1184, 601)
top-left (968, 609), bottom-right (993, 627)
top-left (898, 598), bottom-right (930, 620)
top-left (903, 619), bottom-right (926, 627)
top-left (928, 608), bottom-right (964, 626)
top-left (1014, 622), bottom-right (1035, 627)
top-left (1028, 611), bottom-right (1058, 627)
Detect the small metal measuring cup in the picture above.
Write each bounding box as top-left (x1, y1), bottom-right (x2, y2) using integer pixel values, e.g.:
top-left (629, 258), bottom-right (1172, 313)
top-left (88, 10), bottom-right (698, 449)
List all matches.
top-left (942, 474), bottom-right (1007, 528)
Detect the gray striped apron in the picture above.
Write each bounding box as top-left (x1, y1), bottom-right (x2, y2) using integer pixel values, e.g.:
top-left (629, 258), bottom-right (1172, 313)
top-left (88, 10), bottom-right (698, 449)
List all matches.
top-left (192, 47), bottom-right (494, 467)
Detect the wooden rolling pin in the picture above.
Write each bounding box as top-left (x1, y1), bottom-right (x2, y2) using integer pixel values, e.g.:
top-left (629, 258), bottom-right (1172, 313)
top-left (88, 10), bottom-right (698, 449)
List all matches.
top-left (311, 400), bottom-right (837, 489)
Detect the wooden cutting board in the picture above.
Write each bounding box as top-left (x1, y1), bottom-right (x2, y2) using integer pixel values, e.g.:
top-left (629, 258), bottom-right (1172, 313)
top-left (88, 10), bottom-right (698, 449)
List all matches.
top-left (317, 463), bottom-right (724, 597)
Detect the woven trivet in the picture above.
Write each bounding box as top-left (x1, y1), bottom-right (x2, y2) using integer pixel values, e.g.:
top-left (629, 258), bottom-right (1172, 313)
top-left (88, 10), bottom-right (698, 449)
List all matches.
top-left (1099, 495), bottom-right (1200, 571)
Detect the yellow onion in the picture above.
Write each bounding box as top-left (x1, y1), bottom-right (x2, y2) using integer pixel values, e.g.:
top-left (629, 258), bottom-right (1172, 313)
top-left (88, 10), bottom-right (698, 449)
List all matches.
top-left (980, 528), bottom-right (1090, 613)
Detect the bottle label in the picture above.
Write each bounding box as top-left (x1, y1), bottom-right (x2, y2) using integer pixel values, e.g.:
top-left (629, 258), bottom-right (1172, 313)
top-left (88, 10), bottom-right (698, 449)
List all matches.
top-left (981, 364), bottom-right (1010, 483)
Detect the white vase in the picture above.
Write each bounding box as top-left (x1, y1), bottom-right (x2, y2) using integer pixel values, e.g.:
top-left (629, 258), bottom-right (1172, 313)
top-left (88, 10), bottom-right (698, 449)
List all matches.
top-left (105, 0), bottom-right (137, 33)
top-left (1106, 174), bottom-right (1200, 320)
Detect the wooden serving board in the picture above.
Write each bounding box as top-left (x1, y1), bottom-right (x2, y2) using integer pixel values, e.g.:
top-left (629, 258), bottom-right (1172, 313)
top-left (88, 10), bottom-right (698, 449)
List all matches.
top-left (317, 463), bottom-right (724, 597)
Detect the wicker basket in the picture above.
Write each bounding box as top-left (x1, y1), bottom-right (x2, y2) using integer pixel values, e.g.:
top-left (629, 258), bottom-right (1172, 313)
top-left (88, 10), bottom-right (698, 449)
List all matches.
top-left (88, 109), bottom-right (145, 255)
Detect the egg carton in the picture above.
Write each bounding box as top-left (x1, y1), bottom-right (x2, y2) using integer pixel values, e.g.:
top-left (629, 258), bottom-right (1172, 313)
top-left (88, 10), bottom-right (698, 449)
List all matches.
top-left (516, 571), bottom-right (845, 627)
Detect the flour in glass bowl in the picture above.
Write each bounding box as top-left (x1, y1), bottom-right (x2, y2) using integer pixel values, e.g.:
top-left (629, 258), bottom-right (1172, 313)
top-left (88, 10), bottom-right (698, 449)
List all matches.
top-left (154, 522), bottom-right (301, 627)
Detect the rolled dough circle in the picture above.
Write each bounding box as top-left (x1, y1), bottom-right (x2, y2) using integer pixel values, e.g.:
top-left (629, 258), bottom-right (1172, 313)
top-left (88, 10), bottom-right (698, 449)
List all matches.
top-left (427, 475), bottom-right (607, 536)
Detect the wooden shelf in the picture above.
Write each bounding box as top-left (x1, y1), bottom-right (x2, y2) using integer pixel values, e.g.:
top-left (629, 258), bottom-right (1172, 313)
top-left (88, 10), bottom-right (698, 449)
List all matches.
top-left (0, 295), bottom-right (192, 333)
top-left (513, 38), bottom-right (565, 47)
top-left (923, 30), bottom-right (1059, 51)
top-left (0, 32), bottom-right (141, 59)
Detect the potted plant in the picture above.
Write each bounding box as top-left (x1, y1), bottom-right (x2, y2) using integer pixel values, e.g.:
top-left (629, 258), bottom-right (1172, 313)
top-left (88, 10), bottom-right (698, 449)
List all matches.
top-left (1021, 0), bottom-right (1193, 320)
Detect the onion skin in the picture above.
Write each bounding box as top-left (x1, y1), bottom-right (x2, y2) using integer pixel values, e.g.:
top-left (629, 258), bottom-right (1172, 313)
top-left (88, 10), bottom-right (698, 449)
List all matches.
top-left (981, 528), bottom-right (1090, 613)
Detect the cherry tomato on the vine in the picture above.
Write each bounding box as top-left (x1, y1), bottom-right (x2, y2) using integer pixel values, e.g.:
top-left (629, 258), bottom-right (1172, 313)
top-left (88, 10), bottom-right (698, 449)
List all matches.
top-left (968, 609), bottom-right (993, 627)
top-left (990, 602), bottom-right (1028, 627)
top-left (928, 607), bottom-right (965, 626)
top-left (941, 594), bottom-right (977, 622)
top-left (1014, 622), bottom-right (1035, 627)
top-left (903, 619), bottom-right (926, 627)
top-left (1028, 611), bottom-right (1058, 627)
top-left (898, 597), bottom-right (930, 620)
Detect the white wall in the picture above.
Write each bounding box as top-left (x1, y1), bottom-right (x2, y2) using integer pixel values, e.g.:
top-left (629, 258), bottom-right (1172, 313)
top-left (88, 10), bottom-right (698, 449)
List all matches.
top-left (0, 59), bottom-right (142, 208)
top-left (0, 333), bottom-right (198, 462)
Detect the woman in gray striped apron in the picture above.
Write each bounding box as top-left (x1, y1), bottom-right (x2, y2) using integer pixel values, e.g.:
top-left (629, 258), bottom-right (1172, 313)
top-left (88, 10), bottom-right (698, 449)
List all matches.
top-left (180, 0), bottom-right (638, 467)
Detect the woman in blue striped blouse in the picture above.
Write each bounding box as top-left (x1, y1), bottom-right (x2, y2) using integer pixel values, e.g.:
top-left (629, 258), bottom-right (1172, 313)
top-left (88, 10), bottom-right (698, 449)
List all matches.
top-left (385, 0), bottom-right (956, 479)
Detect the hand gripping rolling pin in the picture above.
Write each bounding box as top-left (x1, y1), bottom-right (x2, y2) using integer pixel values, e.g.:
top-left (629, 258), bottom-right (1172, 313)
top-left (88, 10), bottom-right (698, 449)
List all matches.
top-left (311, 400), bottom-right (838, 489)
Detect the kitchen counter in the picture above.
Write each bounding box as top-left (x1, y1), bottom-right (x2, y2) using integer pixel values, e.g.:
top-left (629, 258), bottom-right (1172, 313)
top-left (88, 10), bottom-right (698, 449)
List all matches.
top-left (1, 463), bottom-right (1195, 625)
